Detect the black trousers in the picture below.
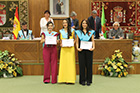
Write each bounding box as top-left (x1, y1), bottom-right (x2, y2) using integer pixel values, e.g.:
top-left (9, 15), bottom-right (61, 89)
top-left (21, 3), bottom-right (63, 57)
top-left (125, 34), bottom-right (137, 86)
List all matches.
top-left (78, 50), bottom-right (93, 84)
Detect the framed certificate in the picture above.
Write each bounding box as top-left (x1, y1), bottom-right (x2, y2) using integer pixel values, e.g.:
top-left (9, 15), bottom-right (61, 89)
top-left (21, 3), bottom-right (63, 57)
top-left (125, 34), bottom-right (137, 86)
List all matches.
top-left (80, 41), bottom-right (92, 50)
top-left (62, 39), bottom-right (74, 47)
top-left (45, 36), bottom-right (57, 45)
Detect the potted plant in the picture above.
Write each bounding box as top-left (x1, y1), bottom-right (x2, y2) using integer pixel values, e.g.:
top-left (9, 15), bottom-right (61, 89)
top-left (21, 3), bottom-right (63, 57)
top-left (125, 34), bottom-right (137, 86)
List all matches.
top-left (98, 49), bottom-right (133, 78)
top-left (0, 50), bottom-right (23, 78)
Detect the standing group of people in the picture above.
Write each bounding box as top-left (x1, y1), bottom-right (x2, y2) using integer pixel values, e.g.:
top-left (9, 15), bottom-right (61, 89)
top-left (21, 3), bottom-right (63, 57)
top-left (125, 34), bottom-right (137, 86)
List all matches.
top-left (40, 10), bottom-right (95, 86)
top-left (17, 7), bottom-right (124, 40)
top-left (39, 9), bottom-right (124, 86)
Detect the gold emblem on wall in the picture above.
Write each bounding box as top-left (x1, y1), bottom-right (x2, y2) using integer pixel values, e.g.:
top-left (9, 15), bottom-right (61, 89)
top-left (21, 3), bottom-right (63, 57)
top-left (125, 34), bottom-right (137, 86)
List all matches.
top-left (113, 6), bottom-right (123, 23)
top-left (0, 3), bottom-right (6, 26)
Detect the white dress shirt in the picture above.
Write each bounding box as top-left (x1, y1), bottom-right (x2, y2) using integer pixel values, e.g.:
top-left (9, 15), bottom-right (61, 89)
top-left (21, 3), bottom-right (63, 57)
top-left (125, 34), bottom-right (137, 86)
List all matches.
top-left (24, 31), bottom-right (27, 37)
top-left (40, 17), bottom-right (54, 35)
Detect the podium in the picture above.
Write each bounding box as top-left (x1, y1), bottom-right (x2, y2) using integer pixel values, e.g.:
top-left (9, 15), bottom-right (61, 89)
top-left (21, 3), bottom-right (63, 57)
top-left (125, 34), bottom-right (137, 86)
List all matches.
top-left (0, 39), bottom-right (136, 75)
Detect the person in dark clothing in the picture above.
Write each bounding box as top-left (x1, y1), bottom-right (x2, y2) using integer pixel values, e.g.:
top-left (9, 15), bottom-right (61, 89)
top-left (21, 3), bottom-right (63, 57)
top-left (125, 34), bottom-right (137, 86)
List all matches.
top-left (67, 11), bottom-right (79, 30)
top-left (56, 0), bottom-right (61, 14)
top-left (88, 10), bottom-right (101, 39)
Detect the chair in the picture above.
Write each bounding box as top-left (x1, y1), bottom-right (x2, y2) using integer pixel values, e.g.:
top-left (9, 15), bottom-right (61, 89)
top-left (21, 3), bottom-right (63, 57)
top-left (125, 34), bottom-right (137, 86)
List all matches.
top-left (0, 30), bottom-right (3, 39)
top-left (3, 30), bottom-right (13, 39)
top-left (125, 33), bottom-right (134, 39)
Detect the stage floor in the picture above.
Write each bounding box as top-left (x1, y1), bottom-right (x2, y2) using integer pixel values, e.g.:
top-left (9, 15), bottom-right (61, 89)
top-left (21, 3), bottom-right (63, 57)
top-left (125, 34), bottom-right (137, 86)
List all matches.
top-left (0, 75), bottom-right (140, 93)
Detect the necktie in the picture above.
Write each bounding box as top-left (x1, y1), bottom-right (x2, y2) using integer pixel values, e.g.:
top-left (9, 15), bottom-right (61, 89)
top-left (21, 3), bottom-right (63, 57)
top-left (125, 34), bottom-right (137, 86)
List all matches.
top-left (94, 19), bottom-right (96, 30)
top-left (71, 20), bottom-right (74, 27)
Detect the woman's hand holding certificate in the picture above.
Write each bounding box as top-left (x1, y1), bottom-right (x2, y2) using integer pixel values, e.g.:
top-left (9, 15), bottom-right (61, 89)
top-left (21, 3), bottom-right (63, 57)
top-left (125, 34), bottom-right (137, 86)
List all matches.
top-left (62, 39), bottom-right (74, 47)
top-left (77, 48), bottom-right (82, 51)
top-left (45, 36), bottom-right (57, 45)
top-left (80, 41), bottom-right (93, 50)
top-left (89, 47), bottom-right (95, 51)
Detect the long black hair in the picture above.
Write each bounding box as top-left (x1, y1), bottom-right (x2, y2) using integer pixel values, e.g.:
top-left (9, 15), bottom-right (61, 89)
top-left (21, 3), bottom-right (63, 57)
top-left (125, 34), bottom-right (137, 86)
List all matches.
top-left (63, 19), bottom-right (72, 39)
top-left (80, 19), bottom-right (91, 35)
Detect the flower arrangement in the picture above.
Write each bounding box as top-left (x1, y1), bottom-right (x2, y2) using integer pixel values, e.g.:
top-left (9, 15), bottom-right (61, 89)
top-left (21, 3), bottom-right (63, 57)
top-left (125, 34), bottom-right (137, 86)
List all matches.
top-left (0, 50), bottom-right (23, 78)
top-left (98, 49), bottom-right (132, 78)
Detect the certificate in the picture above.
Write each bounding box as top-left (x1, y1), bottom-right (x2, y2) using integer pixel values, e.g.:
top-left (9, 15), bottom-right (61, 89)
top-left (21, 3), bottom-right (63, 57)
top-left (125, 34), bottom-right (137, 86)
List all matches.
top-left (45, 36), bottom-right (57, 45)
top-left (80, 41), bottom-right (92, 50)
top-left (62, 39), bottom-right (74, 47)
top-left (2, 37), bottom-right (10, 40)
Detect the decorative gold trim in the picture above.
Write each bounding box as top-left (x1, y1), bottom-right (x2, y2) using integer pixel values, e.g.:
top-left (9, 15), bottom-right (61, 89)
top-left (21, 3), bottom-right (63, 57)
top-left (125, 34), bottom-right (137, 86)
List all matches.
top-left (90, 0), bottom-right (101, 17)
top-left (0, 0), bottom-right (19, 1)
top-left (99, 1), bottom-right (101, 17)
top-left (90, 0), bottom-right (139, 27)
top-left (19, 0), bottom-right (29, 28)
top-left (136, 0), bottom-right (137, 27)
top-left (0, 0), bottom-right (29, 30)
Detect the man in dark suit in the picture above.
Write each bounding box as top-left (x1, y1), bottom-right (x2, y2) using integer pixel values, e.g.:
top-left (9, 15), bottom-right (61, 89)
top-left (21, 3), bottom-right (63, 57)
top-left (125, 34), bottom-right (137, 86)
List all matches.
top-left (88, 10), bottom-right (101, 39)
top-left (56, 0), bottom-right (61, 14)
top-left (67, 11), bottom-right (79, 30)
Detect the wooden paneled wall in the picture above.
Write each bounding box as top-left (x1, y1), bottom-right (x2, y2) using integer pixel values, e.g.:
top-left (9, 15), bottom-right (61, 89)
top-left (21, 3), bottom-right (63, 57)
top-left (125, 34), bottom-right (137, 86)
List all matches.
top-left (28, 0), bottom-right (91, 37)
top-left (21, 64), bottom-right (140, 75)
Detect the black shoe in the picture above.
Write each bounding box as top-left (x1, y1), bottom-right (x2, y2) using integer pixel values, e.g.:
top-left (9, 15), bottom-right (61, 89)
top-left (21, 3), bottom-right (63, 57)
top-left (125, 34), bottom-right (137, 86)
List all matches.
top-left (44, 82), bottom-right (49, 84)
top-left (87, 82), bottom-right (91, 86)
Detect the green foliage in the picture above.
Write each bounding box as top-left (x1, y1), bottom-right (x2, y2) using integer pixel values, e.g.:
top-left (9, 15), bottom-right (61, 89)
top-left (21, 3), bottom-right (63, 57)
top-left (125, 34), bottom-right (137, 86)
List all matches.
top-left (104, 57), bottom-right (110, 64)
top-left (0, 50), bottom-right (23, 78)
top-left (100, 50), bottom-right (129, 78)
top-left (15, 66), bottom-right (23, 76)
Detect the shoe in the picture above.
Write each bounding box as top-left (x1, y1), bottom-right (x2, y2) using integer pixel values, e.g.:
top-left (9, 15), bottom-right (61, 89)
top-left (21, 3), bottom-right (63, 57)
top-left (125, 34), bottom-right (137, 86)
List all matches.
top-left (81, 82), bottom-right (85, 86)
top-left (44, 82), bottom-right (49, 84)
top-left (87, 82), bottom-right (91, 86)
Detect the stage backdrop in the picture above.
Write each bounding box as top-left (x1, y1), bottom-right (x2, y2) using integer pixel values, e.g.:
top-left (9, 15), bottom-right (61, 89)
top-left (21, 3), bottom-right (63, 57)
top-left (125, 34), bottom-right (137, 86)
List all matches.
top-left (1, 0), bottom-right (140, 37)
top-left (91, 0), bottom-right (140, 35)
top-left (26, 0), bottom-right (140, 37)
top-left (0, 0), bottom-right (29, 33)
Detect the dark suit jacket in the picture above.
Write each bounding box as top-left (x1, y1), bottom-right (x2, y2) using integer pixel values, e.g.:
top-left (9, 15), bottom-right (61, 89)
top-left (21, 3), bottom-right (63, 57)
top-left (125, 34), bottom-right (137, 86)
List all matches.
top-left (88, 16), bottom-right (101, 39)
top-left (56, 3), bottom-right (61, 14)
top-left (67, 18), bottom-right (79, 30)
